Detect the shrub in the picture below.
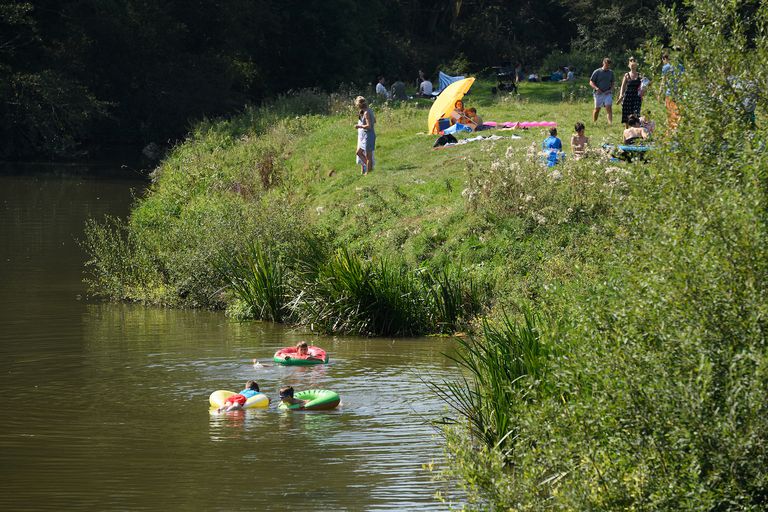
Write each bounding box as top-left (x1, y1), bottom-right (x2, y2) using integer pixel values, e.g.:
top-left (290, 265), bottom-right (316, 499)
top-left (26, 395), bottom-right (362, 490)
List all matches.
top-left (436, 1), bottom-right (768, 509)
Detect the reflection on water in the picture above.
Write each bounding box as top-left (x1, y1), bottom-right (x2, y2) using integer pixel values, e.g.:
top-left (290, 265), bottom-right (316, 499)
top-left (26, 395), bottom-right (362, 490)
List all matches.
top-left (0, 174), bottom-right (459, 511)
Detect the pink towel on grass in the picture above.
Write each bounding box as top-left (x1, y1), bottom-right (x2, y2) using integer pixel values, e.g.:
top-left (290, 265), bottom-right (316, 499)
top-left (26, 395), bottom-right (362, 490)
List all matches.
top-left (482, 121), bottom-right (557, 129)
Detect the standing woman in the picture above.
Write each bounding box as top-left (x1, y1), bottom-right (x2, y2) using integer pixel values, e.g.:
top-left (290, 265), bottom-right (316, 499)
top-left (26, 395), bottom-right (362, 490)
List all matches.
top-left (618, 58), bottom-right (644, 128)
top-left (354, 96), bottom-right (376, 175)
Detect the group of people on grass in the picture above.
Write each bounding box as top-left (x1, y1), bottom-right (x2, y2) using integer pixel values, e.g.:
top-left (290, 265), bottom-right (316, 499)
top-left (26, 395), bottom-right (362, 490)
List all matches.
top-left (541, 52), bottom-right (683, 164)
top-left (541, 111), bottom-right (655, 166)
top-left (376, 71), bottom-right (435, 101)
top-left (590, 56), bottom-right (657, 128)
top-left (356, 52), bottom-right (684, 174)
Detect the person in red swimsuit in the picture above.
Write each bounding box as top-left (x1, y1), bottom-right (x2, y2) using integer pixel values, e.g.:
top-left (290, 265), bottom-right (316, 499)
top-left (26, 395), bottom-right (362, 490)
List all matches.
top-left (294, 342), bottom-right (323, 361)
top-left (217, 380), bottom-right (260, 413)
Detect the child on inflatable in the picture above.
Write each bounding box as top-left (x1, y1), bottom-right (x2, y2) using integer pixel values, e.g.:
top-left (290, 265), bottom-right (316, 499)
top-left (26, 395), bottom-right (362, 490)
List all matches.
top-left (217, 380), bottom-right (261, 413)
top-left (279, 386), bottom-right (308, 408)
top-left (286, 341), bottom-right (324, 362)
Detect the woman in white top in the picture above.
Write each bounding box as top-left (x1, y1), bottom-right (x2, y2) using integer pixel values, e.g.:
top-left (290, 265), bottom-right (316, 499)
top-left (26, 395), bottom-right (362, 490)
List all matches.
top-left (354, 96), bottom-right (376, 174)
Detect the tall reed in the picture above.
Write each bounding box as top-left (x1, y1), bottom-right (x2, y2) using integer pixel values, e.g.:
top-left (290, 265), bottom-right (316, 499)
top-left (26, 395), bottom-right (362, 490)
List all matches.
top-left (217, 243), bottom-right (288, 322)
top-left (291, 248), bottom-right (431, 336)
top-left (425, 266), bottom-right (486, 334)
top-left (220, 244), bottom-right (487, 336)
top-left (434, 308), bottom-right (547, 459)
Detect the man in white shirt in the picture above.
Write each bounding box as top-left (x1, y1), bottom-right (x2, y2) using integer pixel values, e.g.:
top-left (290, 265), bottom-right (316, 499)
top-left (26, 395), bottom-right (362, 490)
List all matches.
top-left (419, 77), bottom-right (433, 97)
top-left (375, 76), bottom-right (390, 100)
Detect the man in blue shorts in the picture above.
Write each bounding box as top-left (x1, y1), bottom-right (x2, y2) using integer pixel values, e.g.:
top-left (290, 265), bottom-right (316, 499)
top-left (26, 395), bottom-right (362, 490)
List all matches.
top-left (590, 57), bottom-right (615, 125)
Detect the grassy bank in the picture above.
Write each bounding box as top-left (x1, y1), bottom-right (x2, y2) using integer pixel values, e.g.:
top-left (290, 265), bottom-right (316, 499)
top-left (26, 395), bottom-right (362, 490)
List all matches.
top-left (84, 79), bottom-right (632, 329)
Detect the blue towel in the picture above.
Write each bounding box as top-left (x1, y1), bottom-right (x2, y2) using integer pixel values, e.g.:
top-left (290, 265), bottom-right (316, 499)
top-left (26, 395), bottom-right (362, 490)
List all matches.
top-left (443, 123), bottom-right (473, 135)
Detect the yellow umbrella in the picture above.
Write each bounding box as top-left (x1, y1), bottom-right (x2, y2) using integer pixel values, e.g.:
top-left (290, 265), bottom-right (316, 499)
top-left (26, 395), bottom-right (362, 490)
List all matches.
top-left (427, 77), bottom-right (476, 134)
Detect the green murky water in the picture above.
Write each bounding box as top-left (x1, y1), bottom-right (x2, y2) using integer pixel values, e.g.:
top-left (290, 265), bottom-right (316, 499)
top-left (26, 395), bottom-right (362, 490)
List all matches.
top-left (0, 173), bottom-right (458, 511)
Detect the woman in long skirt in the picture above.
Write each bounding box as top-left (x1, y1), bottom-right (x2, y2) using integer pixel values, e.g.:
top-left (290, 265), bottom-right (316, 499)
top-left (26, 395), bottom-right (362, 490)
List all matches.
top-left (618, 58), bottom-right (645, 128)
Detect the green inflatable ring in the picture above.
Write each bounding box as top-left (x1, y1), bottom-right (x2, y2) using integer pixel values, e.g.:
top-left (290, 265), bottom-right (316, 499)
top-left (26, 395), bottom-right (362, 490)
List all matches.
top-left (278, 389), bottom-right (340, 411)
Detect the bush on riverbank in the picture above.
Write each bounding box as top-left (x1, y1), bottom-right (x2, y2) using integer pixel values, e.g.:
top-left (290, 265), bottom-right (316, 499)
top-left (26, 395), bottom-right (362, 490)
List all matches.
top-left (435, 1), bottom-right (768, 508)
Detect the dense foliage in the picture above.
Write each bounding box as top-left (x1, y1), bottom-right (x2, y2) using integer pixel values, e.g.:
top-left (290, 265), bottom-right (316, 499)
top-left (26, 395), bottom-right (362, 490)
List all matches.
top-left (1, 0), bottom-right (673, 159)
top-left (435, 0), bottom-right (768, 509)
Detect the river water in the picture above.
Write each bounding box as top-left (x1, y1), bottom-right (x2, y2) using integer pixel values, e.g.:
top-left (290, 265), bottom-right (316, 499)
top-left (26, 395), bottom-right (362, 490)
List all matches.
top-left (0, 173), bottom-right (459, 511)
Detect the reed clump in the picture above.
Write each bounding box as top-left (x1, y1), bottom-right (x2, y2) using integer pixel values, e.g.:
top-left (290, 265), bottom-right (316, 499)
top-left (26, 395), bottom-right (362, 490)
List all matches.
top-left (218, 246), bottom-right (486, 336)
top-left (434, 308), bottom-right (547, 458)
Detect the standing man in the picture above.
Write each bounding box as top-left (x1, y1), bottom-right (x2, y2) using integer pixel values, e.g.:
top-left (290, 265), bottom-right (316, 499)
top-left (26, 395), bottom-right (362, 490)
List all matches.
top-left (590, 57), bottom-right (615, 125)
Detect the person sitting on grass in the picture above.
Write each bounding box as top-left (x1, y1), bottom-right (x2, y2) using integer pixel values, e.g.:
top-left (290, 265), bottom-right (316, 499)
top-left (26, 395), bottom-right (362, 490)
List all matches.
top-left (464, 107), bottom-right (484, 130)
top-left (623, 114), bottom-right (650, 145)
top-left (570, 122), bottom-right (589, 159)
top-left (279, 386), bottom-right (308, 408)
top-left (542, 127), bottom-right (563, 167)
top-left (217, 380), bottom-right (261, 413)
top-left (418, 76), bottom-right (433, 97)
top-left (450, 100), bottom-right (475, 129)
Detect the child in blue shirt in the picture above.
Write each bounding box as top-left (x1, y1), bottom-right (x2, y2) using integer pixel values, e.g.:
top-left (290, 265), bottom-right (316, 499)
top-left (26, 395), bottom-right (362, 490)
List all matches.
top-left (217, 380), bottom-right (261, 413)
top-left (542, 127), bottom-right (563, 167)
